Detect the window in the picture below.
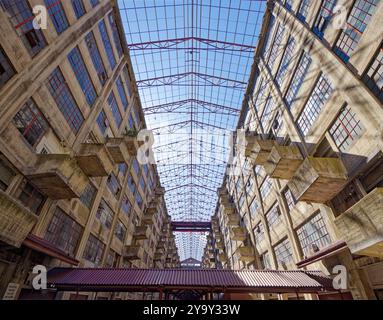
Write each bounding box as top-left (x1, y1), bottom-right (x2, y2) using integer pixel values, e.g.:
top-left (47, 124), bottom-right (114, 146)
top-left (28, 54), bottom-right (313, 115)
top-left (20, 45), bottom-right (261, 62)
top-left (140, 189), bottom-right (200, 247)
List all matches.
top-left (0, 0), bottom-right (46, 56)
top-left (297, 74), bottom-right (333, 136)
top-left (254, 222), bottom-right (265, 243)
top-left (17, 180), bottom-right (45, 214)
top-left (96, 111), bottom-right (109, 135)
top-left (127, 175), bottom-right (136, 195)
top-left (261, 95), bottom-right (274, 130)
top-left (105, 250), bottom-right (116, 268)
top-left (85, 32), bottom-right (108, 86)
top-left (68, 47), bottom-right (97, 107)
top-left (0, 156), bottom-right (16, 191)
top-left (44, 0), bottom-right (69, 34)
top-left (117, 163), bottom-right (127, 177)
top-left (139, 175), bottom-right (146, 192)
top-left (116, 77), bottom-right (129, 110)
top-left (275, 36), bottom-right (296, 87)
top-left (262, 15), bottom-right (275, 60)
top-left (135, 192), bottom-right (143, 209)
top-left (313, 0), bottom-right (338, 38)
top-left (0, 47), bottom-right (15, 87)
top-left (127, 114), bottom-right (135, 130)
top-left (71, 0), bottom-right (85, 19)
top-left (108, 92), bottom-right (122, 127)
top-left (83, 234), bottom-right (105, 264)
top-left (123, 66), bottom-right (133, 97)
top-left (121, 195), bottom-right (131, 216)
top-left (284, 0), bottom-right (293, 10)
top-left (297, 213), bottom-right (331, 256)
top-left (267, 23), bottom-right (285, 71)
top-left (108, 12), bottom-right (123, 58)
top-left (253, 77), bottom-right (267, 112)
top-left (363, 44), bottom-right (383, 102)
top-left (297, 0), bottom-right (313, 22)
top-left (272, 111), bottom-right (284, 137)
top-left (266, 203), bottom-right (282, 229)
top-left (13, 99), bottom-right (49, 147)
top-left (96, 200), bottom-right (114, 229)
top-left (107, 173), bottom-right (121, 198)
top-left (249, 197), bottom-right (258, 219)
top-left (274, 238), bottom-right (293, 265)
top-left (260, 252), bottom-right (271, 269)
top-left (114, 221), bottom-right (126, 242)
top-left (285, 51), bottom-right (312, 109)
top-left (132, 158), bottom-right (140, 176)
top-left (329, 105), bottom-right (364, 152)
top-left (90, 0), bottom-right (99, 7)
top-left (80, 183), bottom-right (96, 208)
top-left (283, 188), bottom-right (296, 212)
top-left (45, 207), bottom-right (83, 256)
top-left (46, 68), bottom-right (84, 133)
top-left (334, 0), bottom-right (378, 62)
top-left (98, 20), bottom-right (116, 70)
top-left (259, 176), bottom-right (273, 200)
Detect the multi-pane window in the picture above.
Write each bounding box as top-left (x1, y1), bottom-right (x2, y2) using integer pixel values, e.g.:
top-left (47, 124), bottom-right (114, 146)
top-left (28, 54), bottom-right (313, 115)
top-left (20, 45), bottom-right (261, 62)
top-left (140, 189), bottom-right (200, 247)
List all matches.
top-left (297, 0), bottom-right (312, 22)
top-left (297, 74), bottom-right (334, 136)
top-left (46, 68), bottom-right (84, 133)
top-left (71, 0), bottom-right (86, 19)
top-left (0, 157), bottom-right (16, 191)
top-left (96, 200), bottom-right (114, 229)
top-left (259, 176), bottom-right (273, 200)
top-left (262, 15), bottom-right (275, 60)
top-left (13, 99), bottom-right (48, 147)
top-left (98, 20), bottom-right (116, 70)
top-left (107, 173), bottom-right (121, 198)
top-left (261, 95), bottom-right (274, 130)
top-left (132, 158), bottom-right (140, 176)
top-left (116, 77), bottom-right (129, 110)
top-left (254, 222), bottom-right (265, 243)
top-left (68, 47), bottom-right (97, 107)
top-left (313, 0), bottom-right (338, 38)
top-left (249, 198), bottom-right (259, 219)
top-left (275, 36), bottom-right (296, 87)
top-left (96, 110), bottom-right (109, 135)
top-left (267, 24), bottom-right (285, 71)
top-left (80, 183), bottom-right (97, 209)
top-left (108, 92), bottom-right (122, 128)
top-left (272, 111), bottom-right (284, 137)
top-left (0, 47), bottom-right (15, 87)
top-left (274, 238), bottom-right (293, 265)
top-left (266, 203), bottom-right (282, 229)
top-left (285, 51), bottom-right (312, 109)
top-left (108, 12), bottom-right (123, 58)
top-left (139, 175), bottom-right (146, 192)
top-left (121, 195), bottom-right (131, 216)
top-left (334, 0), bottom-right (378, 62)
top-left (83, 234), bottom-right (105, 264)
top-left (329, 105), bottom-right (364, 152)
top-left (284, 0), bottom-right (293, 10)
top-left (45, 207), bottom-right (83, 256)
top-left (127, 175), bottom-right (137, 195)
top-left (117, 163), bottom-right (127, 178)
top-left (114, 221), bottom-right (126, 242)
top-left (90, 0), bottom-right (99, 7)
top-left (364, 44), bottom-right (383, 102)
top-left (17, 180), bottom-right (45, 215)
top-left (261, 252), bottom-right (272, 269)
top-left (0, 0), bottom-right (46, 56)
top-left (297, 213), bottom-right (331, 256)
top-left (123, 66), bottom-right (133, 97)
top-left (283, 188), bottom-right (296, 212)
top-left (135, 192), bottom-right (143, 209)
top-left (44, 0), bottom-right (69, 34)
top-left (85, 32), bottom-right (108, 86)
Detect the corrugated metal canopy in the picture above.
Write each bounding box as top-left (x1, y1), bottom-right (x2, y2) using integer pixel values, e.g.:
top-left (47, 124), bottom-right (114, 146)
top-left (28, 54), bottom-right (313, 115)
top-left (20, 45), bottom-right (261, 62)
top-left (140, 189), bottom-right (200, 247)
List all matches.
top-left (47, 268), bottom-right (334, 293)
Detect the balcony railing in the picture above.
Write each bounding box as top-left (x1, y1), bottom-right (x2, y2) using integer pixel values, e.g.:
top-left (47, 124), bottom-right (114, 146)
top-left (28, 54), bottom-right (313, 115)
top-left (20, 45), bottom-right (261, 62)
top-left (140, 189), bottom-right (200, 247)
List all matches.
top-left (334, 188), bottom-right (383, 257)
top-left (0, 190), bottom-right (38, 247)
top-left (288, 157), bottom-right (348, 203)
top-left (123, 245), bottom-right (144, 260)
top-left (75, 143), bottom-right (114, 177)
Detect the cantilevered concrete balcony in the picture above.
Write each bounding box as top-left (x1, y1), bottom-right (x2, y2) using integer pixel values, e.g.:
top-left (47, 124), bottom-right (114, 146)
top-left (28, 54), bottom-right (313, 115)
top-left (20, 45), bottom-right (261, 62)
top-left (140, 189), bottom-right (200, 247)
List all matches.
top-left (124, 136), bottom-right (140, 156)
top-left (216, 241), bottom-right (225, 250)
top-left (237, 246), bottom-right (255, 262)
top-left (145, 204), bottom-right (158, 216)
top-left (27, 154), bottom-right (88, 199)
top-left (155, 186), bottom-right (166, 196)
top-left (334, 188), bottom-right (383, 258)
top-left (231, 227), bottom-right (247, 242)
top-left (133, 226), bottom-right (150, 240)
top-left (0, 190), bottom-right (38, 247)
top-left (142, 212), bottom-right (155, 225)
top-left (218, 252), bottom-right (227, 262)
top-left (154, 252), bottom-right (164, 261)
top-left (226, 213), bottom-right (240, 226)
top-left (75, 143), bottom-right (114, 177)
top-left (245, 137), bottom-right (276, 165)
top-left (287, 157), bottom-right (348, 203)
top-left (223, 204), bottom-right (236, 215)
top-left (123, 245), bottom-right (144, 260)
top-left (264, 145), bottom-right (303, 180)
top-left (106, 138), bottom-right (130, 163)
top-left (157, 240), bottom-right (166, 250)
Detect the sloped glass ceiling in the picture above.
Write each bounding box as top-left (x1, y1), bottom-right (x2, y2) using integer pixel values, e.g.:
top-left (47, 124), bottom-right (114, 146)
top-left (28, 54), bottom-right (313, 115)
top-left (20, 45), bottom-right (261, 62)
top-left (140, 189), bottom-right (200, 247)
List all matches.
top-left (119, 0), bottom-right (267, 261)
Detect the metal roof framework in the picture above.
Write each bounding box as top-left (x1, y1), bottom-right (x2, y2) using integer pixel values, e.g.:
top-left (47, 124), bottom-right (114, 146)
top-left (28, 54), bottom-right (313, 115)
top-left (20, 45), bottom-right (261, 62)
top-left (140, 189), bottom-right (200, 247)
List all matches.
top-left (118, 0), bottom-right (267, 260)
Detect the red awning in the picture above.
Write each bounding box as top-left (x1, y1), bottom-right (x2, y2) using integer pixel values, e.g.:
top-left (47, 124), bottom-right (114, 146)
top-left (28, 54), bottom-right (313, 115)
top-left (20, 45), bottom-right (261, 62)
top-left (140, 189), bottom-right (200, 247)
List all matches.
top-left (23, 234), bottom-right (79, 266)
top-left (47, 268), bottom-right (335, 293)
top-left (296, 241), bottom-right (348, 269)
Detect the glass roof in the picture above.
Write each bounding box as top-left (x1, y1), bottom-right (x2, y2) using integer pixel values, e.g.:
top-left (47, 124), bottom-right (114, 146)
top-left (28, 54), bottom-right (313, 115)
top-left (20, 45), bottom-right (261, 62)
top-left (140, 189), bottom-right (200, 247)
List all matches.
top-left (118, 0), bottom-right (267, 261)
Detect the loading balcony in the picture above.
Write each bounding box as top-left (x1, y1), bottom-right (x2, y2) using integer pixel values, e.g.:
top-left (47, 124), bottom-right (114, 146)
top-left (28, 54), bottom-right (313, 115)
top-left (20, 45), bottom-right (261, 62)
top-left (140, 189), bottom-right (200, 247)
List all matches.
top-left (154, 252), bottom-right (164, 261)
top-left (220, 196), bottom-right (232, 207)
top-left (217, 187), bottom-right (228, 197)
top-left (334, 188), bottom-right (383, 258)
top-left (145, 204), bottom-right (158, 215)
top-left (142, 212), bottom-right (155, 225)
top-left (75, 143), bottom-right (114, 177)
top-left (123, 245), bottom-right (144, 260)
top-left (237, 246), bottom-right (255, 262)
top-left (106, 138), bottom-right (130, 164)
top-left (223, 204), bottom-right (236, 215)
top-left (157, 240), bottom-right (166, 250)
top-left (218, 252), bottom-right (228, 263)
top-left (124, 136), bottom-right (140, 156)
top-left (216, 241), bottom-right (225, 250)
top-left (226, 213), bottom-right (240, 227)
top-left (0, 190), bottom-right (38, 247)
top-left (26, 154), bottom-right (88, 199)
top-left (133, 226), bottom-right (150, 240)
top-left (245, 138), bottom-right (276, 166)
top-left (287, 157), bottom-right (348, 203)
top-left (155, 186), bottom-right (166, 197)
top-left (264, 145), bottom-right (303, 180)
top-left (231, 227), bottom-right (247, 242)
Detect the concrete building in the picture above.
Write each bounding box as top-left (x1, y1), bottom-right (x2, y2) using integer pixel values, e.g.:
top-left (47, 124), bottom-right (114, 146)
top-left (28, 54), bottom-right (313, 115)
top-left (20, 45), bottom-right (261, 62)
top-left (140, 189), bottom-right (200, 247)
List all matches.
top-left (203, 0), bottom-right (383, 300)
top-left (0, 0), bottom-right (179, 300)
